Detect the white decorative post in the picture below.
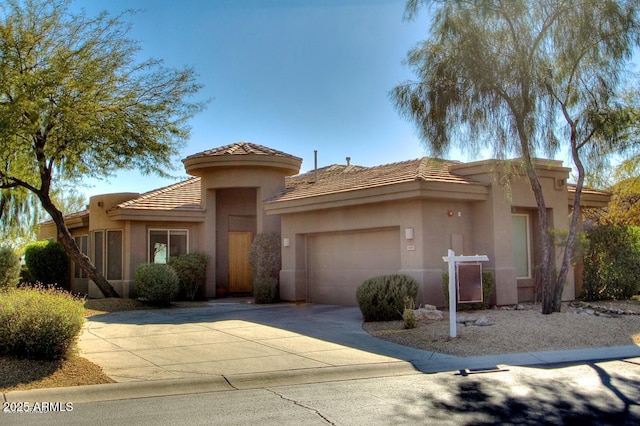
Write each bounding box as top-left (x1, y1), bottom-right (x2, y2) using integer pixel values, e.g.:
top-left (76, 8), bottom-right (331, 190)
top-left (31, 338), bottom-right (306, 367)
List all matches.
top-left (442, 249), bottom-right (489, 338)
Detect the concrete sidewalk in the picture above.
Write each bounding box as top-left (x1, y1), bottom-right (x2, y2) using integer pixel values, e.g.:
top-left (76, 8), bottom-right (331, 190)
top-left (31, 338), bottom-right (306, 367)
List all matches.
top-left (4, 301), bottom-right (640, 403)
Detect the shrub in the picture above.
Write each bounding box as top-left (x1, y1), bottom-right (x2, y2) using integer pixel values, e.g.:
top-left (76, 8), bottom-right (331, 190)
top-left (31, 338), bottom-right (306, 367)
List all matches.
top-left (23, 240), bottom-right (69, 289)
top-left (582, 225), bottom-right (640, 300)
top-left (254, 276), bottom-right (279, 304)
top-left (442, 271), bottom-right (494, 310)
top-left (168, 252), bottom-right (209, 301)
top-left (402, 296), bottom-right (417, 329)
top-left (0, 285), bottom-right (85, 359)
top-left (249, 232), bottom-right (281, 304)
top-left (134, 263), bottom-right (179, 305)
top-left (0, 246), bottom-right (21, 290)
top-left (356, 274), bottom-right (419, 321)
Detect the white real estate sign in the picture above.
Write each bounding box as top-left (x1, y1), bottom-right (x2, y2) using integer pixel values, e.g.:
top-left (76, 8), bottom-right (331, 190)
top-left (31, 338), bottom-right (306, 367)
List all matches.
top-left (443, 249), bottom-right (489, 338)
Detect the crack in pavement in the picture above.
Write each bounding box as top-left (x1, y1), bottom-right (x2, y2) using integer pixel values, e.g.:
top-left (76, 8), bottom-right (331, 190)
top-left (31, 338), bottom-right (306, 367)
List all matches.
top-left (266, 388), bottom-right (336, 425)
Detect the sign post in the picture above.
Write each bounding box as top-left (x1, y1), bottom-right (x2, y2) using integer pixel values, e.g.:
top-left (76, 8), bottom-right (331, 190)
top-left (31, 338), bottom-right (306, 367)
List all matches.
top-left (442, 249), bottom-right (489, 338)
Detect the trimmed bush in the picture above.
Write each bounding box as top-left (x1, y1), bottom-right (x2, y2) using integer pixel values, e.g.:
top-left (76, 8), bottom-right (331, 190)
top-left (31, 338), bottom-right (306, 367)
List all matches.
top-left (0, 285), bottom-right (85, 359)
top-left (582, 225), bottom-right (640, 300)
top-left (253, 276), bottom-right (279, 304)
top-left (249, 232), bottom-right (281, 304)
top-left (168, 252), bottom-right (209, 301)
top-left (356, 274), bottom-right (419, 321)
top-left (442, 271), bottom-right (494, 310)
top-left (134, 263), bottom-right (179, 305)
top-left (0, 246), bottom-right (21, 290)
top-left (23, 240), bottom-right (69, 289)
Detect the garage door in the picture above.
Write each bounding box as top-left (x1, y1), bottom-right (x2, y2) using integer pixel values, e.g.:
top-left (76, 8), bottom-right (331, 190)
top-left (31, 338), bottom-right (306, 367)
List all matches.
top-left (307, 228), bottom-right (401, 306)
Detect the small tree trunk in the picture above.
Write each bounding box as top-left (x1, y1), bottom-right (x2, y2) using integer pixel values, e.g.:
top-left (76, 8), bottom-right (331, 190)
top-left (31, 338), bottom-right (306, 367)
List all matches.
top-left (40, 194), bottom-right (120, 298)
top-left (523, 159), bottom-right (555, 314)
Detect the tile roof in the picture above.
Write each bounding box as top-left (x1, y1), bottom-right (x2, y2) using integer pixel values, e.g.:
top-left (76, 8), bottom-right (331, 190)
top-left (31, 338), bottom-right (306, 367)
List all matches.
top-left (184, 141), bottom-right (302, 161)
top-left (270, 158), bottom-right (483, 202)
top-left (111, 177), bottom-right (203, 211)
top-left (567, 183), bottom-right (611, 197)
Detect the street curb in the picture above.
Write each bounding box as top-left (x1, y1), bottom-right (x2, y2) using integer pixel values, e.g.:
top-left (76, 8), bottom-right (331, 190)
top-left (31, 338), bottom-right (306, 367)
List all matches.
top-left (3, 361), bottom-right (419, 404)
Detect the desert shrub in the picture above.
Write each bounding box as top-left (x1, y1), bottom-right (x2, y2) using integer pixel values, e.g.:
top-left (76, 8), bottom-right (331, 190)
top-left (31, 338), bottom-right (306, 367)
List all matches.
top-left (249, 232), bottom-right (281, 304)
top-left (442, 271), bottom-right (494, 310)
top-left (0, 285), bottom-right (85, 359)
top-left (402, 296), bottom-right (417, 329)
top-left (168, 252), bottom-right (208, 301)
top-left (23, 240), bottom-right (69, 289)
top-left (134, 263), bottom-right (179, 305)
top-left (582, 225), bottom-right (640, 300)
top-left (356, 274), bottom-right (419, 321)
top-left (0, 246), bottom-right (21, 290)
top-left (253, 276), bottom-right (279, 304)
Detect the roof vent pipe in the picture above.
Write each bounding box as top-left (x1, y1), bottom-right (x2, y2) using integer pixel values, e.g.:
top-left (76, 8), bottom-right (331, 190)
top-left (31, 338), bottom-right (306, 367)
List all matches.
top-left (314, 150), bottom-right (318, 183)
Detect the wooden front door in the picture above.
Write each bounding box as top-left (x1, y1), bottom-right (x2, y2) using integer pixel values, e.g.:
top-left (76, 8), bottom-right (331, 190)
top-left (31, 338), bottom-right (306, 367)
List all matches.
top-left (228, 231), bottom-right (252, 293)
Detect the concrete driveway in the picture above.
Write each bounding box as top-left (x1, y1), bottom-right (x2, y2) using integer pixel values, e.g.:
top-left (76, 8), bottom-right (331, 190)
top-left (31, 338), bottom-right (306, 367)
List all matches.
top-left (4, 299), bottom-right (640, 405)
top-left (79, 299), bottom-right (640, 389)
top-left (79, 301), bottom-right (424, 388)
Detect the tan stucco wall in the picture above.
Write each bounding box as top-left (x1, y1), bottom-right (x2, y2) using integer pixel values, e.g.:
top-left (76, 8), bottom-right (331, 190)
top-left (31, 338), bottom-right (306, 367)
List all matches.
top-left (278, 197), bottom-right (479, 307)
top-left (454, 160), bottom-right (574, 305)
top-left (278, 159), bottom-right (576, 308)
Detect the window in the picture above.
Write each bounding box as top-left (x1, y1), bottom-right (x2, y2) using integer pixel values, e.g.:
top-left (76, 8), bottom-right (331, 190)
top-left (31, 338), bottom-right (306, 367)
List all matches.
top-left (511, 214), bottom-right (531, 279)
top-left (91, 229), bottom-right (122, 280)
top-left (94, 231), bottom-right (104, 277)
top-left (106, 230), bottom-right (123, 280)
top-left (74, 235), bottom-right (88, 279)
top-left (149, 229), bottom-right (188, 263)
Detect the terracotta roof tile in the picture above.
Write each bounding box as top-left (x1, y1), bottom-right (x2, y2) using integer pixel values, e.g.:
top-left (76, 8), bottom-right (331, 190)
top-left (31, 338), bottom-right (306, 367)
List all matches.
top-left (111, 177), bottom-right (203, 211)
top-left (271, 158), bottom-right (481, 202)
top-left (567, 183), bottom-right (611, 196)
top-left (184, 141), bottom-right (302, 161)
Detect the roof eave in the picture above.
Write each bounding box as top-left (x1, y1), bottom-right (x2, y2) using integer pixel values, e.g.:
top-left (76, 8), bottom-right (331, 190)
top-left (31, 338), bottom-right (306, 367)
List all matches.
top-left (264, 180), bottom-right (488, 215)
top-left (108, 208), bottom-right (205, 222)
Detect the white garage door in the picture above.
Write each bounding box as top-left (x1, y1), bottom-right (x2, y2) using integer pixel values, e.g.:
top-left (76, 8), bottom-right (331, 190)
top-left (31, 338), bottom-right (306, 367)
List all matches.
top-left (307, 228), bottom-right (401, 306)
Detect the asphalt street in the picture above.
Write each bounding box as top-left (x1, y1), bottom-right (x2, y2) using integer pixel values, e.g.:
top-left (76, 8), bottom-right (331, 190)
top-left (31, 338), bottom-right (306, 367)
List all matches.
top-left (2, 358), bottom-right (639, 425)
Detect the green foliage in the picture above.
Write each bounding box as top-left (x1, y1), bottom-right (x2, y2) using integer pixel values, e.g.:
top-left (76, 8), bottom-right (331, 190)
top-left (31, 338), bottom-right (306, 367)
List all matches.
top-left (442, 271), bottom-right (495, 310)
top-left (356, 274), bottom-right (419, 322)
top-left (596, 176), bottom-right (640, 226)
top-left (582, 226), bottom-right (640, 300)
top-left (168, 252), bottom-right (208, 301)
top-left (249, 233), bottom-right (281, 303)
top-left (0, 285), bottom-right (85, 359)
top-left (134, 263), bottom-right (179, 305)
top-left (402, 296), bottom-right (417, 329)
top-left (395, 0), bottom-right (640, 314)
top-left (253, 276), bottom-right (279, 304)
top-left (0, 0), bottom-right (203, 298)
top-left (0, 245), bottom-right (21, 289)
top-left (23, 240), bottom-right (69, 289)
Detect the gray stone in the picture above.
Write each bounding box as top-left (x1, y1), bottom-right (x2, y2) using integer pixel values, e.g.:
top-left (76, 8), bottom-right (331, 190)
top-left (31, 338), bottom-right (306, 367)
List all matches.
top-left (414, 308), bottom-right (444, 321)
top-left (456, 314), bottom-right (476, 323)
top-left (474, 316), bottom-right (493, 326)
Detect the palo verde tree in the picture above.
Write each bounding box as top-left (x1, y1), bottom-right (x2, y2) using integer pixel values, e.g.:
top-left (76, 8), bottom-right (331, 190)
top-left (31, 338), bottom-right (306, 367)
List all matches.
top-left (393, 0), bottom-right (640, 313)
top-left (0, 186), bottom-right (86, 252)
top-left (0, 0), bottom-right (204, 297)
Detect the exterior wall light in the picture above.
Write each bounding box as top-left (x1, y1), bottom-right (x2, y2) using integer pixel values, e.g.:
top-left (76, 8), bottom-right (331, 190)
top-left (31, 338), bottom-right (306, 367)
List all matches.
top-left (405, 228), bottom-right (414, 240)
top-left (283, 237), bottom-right (290, 247)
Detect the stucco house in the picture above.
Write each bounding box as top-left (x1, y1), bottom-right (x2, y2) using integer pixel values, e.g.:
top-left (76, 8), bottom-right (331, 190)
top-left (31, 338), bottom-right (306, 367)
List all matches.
top-left (39, 141), bottom-right (610, 307)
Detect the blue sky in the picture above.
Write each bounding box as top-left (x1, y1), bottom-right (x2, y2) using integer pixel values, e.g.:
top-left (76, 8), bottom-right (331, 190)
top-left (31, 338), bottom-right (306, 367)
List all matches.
top-left (69, 0), bottom-right (443, 198)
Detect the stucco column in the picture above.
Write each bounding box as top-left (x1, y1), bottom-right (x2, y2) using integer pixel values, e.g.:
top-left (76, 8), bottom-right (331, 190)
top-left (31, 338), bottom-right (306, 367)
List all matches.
top-left (204, 189), bottom-right (216, 297)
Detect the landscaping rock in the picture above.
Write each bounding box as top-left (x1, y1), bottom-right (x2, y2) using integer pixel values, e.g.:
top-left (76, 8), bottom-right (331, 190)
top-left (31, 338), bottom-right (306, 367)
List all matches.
top-left (415, 307), bottom-right (444, 321)
top-left (474, 316), bottom-right (493, 326)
